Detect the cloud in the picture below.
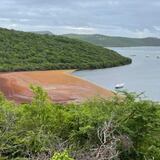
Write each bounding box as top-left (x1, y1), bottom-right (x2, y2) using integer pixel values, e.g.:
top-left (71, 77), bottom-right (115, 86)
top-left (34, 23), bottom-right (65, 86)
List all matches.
top-left (60, 26), bottom-right (96, 34)
top-left (0, 0), bottom-right (159, 37)
top-left (154, 26), bottom-right (160, 31)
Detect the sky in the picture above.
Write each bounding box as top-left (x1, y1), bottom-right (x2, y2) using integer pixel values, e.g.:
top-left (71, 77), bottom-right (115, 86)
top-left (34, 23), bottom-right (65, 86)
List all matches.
top-left (0, 0), bottom-right (160, 37)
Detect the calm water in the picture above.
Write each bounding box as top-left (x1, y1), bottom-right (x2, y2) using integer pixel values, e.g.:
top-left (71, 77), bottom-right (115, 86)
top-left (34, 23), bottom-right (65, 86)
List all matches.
top-left (74, 47), bottom-right (160, 101)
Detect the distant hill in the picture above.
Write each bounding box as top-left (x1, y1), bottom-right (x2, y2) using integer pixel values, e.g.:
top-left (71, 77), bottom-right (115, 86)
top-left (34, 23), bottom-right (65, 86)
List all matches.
top-left (33, 31), bottom-right (53, 35)
top-left (64, 34), bottom-right (160, 47)
top-left (0, 28), bottom-right (131, 72)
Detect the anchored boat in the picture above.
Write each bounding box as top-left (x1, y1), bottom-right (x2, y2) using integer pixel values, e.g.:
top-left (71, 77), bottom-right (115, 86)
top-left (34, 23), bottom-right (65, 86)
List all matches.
top-left (115, 83), bottom-right (124, 89)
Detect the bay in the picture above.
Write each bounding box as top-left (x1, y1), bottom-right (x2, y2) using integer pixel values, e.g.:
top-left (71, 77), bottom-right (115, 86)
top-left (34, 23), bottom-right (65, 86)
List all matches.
top-left (73, 47), bottom-right (160, 101)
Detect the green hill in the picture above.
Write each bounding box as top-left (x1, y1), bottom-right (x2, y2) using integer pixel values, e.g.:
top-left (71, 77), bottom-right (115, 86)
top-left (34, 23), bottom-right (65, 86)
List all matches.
top-left (64, 34), bottom-right (160, 47)
top-left (33, 31), bottom-right (53, 35)
top-left (0, 28), bottom-right (131, 72)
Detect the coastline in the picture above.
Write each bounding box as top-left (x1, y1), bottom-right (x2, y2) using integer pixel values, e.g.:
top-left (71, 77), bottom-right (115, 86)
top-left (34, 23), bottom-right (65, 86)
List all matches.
top-left (0, 70), bottom-right (114, 104)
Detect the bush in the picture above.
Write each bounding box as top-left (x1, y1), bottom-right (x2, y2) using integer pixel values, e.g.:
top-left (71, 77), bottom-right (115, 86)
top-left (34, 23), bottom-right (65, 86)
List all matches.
top-left (0, 87), bottom-right (159, 159)
top-left (51, 151), bottom-right (74, 160)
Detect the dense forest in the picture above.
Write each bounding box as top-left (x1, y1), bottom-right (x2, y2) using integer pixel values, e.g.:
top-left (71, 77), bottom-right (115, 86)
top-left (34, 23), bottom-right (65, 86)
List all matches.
top-left (0, 28), bottom-right (131, 72)
top-left (0, 86), bottom-right (160, 160)
top-left (64, 34), bottom-right (160, 47)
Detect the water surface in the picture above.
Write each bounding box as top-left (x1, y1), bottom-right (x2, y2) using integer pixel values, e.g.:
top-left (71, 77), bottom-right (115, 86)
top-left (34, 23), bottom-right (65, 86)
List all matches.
top-left (74, 47), bottom-right (160, 101)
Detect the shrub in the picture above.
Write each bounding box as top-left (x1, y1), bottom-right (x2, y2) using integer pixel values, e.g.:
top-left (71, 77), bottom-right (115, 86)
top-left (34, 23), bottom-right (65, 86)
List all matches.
top-left (0, 87), bottom-right (159, 159)
top-left (51, 151), bottom-right (74, 160)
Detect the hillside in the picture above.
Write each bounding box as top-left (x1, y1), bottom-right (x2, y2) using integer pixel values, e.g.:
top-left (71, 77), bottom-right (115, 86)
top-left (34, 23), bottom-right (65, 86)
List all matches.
top-left (33, 31), bottom-right (53, 35)
top-left (0, 28), bottom-right (131, 72)
top-left (64, 34), bottom-right (160, 47)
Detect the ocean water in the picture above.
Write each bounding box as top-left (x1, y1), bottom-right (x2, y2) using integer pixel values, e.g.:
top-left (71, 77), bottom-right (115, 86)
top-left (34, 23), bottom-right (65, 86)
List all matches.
top-left (73, 47), bottom-right (160, 101)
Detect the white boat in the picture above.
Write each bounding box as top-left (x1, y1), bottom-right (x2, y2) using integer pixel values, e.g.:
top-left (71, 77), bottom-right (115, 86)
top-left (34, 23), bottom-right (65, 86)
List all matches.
top-left (115, 83), bottom-right (124, 89)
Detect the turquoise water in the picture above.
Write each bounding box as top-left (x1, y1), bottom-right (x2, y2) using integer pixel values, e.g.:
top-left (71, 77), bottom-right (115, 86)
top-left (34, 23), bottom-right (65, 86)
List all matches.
top-left (74, 47), bottom-right (160, 101)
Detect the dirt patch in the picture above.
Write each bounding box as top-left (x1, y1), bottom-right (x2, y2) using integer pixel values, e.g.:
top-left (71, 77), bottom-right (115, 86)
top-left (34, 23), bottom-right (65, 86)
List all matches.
top-left (0, 70), bottom-right (114, 104)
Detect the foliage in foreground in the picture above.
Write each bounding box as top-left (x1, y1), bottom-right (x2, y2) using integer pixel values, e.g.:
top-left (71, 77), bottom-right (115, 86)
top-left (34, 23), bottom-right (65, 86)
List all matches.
top-left (52, 151), bottom-right (73, 160)
top-left (0, 87), bottom-right (160, 160)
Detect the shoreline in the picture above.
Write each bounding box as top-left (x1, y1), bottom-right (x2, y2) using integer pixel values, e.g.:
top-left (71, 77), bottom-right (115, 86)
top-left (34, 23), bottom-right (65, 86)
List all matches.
top-left (0, 70), bottom-right (114, 104)
top-left (70, 70), bottom-right (114, 93)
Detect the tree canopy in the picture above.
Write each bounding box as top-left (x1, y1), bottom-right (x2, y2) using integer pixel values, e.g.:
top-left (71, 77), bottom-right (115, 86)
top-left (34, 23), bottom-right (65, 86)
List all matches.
top-left (0, 28), bottom-right (131, 71)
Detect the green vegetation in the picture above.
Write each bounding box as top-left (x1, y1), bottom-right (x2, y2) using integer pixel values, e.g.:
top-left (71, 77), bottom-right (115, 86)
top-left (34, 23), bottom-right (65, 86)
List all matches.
top-left (64, 34), bottom-right (160, 47)
top-left (0, 28), bottom-right (131, 72)
top-left (0, 86), bottom-right (160, 160)
top-left (52, 151), bottom-right (74, 160)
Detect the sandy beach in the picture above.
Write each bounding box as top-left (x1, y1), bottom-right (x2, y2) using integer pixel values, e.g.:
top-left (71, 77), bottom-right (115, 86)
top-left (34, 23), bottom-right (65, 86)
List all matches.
top-left (0, 70), bottom-right (114, 103)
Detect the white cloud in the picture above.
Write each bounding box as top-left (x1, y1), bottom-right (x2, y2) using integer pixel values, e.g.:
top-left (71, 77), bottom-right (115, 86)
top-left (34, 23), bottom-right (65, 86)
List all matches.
top-left (0, 0), bottom-right (159, 37)
top-left (153, 26), bottom-right (160, 31)
top-left (0, 22), bottom-right (96, 34)
top-left (107, 0), bottom-right (119, 6)
top-left (61, 26), bottom-right (96, 34)
top-left (0, 18), bottom-right (11, 22)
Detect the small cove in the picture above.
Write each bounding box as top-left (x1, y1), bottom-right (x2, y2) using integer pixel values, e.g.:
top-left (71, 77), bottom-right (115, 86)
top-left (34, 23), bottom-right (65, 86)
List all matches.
top-left (74, 47), bottom-right (160, 101)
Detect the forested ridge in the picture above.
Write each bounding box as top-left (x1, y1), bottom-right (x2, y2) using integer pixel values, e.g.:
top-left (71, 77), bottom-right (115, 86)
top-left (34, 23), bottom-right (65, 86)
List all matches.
top-left (64, 34), bottom-right (160, 47)
top-left (0, 28), bottom-right (131, 71)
